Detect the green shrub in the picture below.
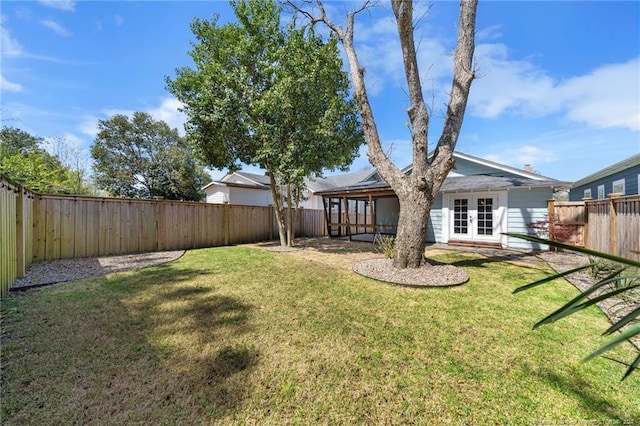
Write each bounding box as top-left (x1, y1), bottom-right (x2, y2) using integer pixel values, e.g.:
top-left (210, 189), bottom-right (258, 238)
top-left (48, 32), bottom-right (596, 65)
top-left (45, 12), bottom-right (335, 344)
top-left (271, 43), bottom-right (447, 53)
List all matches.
top-left (374, 233), bottom-right (396, 259)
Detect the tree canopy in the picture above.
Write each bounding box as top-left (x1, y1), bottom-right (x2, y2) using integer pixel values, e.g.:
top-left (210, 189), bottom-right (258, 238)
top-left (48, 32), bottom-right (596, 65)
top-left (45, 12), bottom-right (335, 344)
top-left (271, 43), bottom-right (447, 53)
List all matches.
top-left (0, 126), bottom-right (91, 194)
top-left (166, 0), bottom-right (364, 246)
top-left (91, 112), bottom-right (210, 201)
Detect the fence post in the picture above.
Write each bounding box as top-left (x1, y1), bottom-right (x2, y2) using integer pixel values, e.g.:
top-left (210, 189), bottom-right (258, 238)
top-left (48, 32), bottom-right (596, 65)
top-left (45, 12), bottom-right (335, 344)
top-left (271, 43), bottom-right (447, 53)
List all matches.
top-left (609, 195), bottom-right (618, 256)
top-left (583, 200), bottom-right (589, 249)
top-left (15, 185), bottom-right (25, 278)
top-left (547, 199), bottom-right (555, 245)
top-left (223, 202), bottom-right (230, 246)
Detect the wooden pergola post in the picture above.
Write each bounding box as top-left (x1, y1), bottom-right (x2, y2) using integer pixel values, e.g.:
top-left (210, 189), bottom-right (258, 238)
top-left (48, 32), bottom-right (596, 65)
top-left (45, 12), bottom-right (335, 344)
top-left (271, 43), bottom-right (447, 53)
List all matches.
top-left (369, 194), bottom-right (375, 237)
top-left (343, 195), bottom-right (352, 241)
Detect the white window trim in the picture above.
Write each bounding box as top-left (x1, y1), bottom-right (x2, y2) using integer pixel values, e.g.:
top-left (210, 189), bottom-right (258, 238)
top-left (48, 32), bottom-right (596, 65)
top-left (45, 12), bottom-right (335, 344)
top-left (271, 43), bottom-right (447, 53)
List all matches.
top-left (611, 178), bottom-right (625, 195)
top-left (597, 184), bottom-right (605, 200)
top-left (583, 188), bottom-right (592, 199)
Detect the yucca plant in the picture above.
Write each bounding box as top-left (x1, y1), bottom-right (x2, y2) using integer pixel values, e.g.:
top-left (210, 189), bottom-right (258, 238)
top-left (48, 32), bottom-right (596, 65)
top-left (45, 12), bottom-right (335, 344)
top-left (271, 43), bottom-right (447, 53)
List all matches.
top-left (507, 233), bottom-right (640, 381)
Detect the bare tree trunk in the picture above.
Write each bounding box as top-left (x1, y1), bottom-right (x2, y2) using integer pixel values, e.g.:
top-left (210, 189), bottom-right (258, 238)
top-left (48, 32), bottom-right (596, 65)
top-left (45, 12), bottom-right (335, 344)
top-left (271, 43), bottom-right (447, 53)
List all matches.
top-left (267, 168), bottom-right (287, 247)
top-left (395, 190), bottom-right (433, 268)
top-left (286, 182), bottom-right (294, 246)
top-left (290, 0), bottom-right (477, 268)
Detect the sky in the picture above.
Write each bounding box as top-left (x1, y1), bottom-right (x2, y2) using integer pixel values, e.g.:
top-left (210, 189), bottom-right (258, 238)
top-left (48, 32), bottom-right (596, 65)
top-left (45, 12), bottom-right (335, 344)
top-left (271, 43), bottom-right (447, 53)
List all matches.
top-left (1, 0), bottom-right (639, 184)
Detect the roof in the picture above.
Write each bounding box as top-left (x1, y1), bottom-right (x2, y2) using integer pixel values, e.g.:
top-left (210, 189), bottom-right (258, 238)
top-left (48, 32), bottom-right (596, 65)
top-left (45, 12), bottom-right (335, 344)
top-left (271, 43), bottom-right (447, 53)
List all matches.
top-left (202, 171), bottom-right (271, 191)
top-left (572, 153), bottom-right (640, 188)
top-left (440, 175), bottom-right (566, 192)
top-left (229, 171), bottom-right (271, 186)
top-left (316, 175), bottom-right (566, 198)
top-left (305, 169), bottom-right (374, 192)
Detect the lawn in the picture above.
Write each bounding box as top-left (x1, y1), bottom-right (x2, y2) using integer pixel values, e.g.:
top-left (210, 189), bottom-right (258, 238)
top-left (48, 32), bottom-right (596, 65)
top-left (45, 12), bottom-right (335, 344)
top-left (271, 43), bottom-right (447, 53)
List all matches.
top-left (1, 241), bottom-right (638, 424)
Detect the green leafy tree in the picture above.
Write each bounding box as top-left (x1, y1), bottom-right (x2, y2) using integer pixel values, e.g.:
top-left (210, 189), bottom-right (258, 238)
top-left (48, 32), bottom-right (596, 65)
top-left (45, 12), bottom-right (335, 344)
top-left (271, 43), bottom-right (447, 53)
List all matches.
top-left (166, 0), bottom-right (363, 246)
top-left (0, 126), bottom-right (91, 194)
top-left (91, 113), bottom-right (209, 201)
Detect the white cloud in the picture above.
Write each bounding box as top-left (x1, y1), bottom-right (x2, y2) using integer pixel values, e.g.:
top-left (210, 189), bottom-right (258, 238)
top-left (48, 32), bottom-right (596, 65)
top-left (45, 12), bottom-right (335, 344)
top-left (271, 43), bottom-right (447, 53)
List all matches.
top-left (114, 14), bottom-right (124, 27)
top-left (37, 1), bottom-right (75, 12)
top-left (146, 97), bottom-right (187, 134)
top-left (1, 17), bottom-right (24, 57)
top-left (483, 145), bottom-right (557, 170)
top-left (557, 59), bottom-right (640, 131)
top-left (78, 115), bottom-right (101, 138)
top-left (78, 97), bottom-right (187, 138)
top-left (40, 19), bottom-right (72, 37)
top-left (469, 43), bottom-right (640, 131)
top-left (1, 74), bottom-right (24, 92)
top-left (476, 25), bottom-right (502, 42)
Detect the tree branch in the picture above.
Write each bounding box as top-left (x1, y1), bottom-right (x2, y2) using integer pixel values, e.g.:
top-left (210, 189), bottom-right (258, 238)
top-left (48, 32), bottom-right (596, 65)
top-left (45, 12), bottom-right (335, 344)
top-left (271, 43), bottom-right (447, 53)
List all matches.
top-left (430, 0), bottom-right (477, 197)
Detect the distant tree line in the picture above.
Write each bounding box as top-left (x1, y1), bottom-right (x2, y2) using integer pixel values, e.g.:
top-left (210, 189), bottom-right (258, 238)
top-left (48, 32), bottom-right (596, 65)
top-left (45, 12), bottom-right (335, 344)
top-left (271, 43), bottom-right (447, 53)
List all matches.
top-left (1, 113), bottom-right (210, 202)
top-left (0, 126), bottom-right (93, 195)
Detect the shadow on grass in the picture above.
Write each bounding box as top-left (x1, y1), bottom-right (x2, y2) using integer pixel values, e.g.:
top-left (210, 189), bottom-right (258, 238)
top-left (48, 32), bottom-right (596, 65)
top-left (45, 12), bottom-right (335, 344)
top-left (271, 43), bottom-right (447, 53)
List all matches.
top-left (525, 365), bottom-right (635, 423)
top-left (105, 262), bottom-right (259, 419)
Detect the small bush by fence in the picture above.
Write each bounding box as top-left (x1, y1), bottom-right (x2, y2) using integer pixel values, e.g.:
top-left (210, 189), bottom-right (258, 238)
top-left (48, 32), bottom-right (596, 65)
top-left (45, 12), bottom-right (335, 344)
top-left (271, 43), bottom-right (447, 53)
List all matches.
top-left (0, 174), bottom-right (327, 295)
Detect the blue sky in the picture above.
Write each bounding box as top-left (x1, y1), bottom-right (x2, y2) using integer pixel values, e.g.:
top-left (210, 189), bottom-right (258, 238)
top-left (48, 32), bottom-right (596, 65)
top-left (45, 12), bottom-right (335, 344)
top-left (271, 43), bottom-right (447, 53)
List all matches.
top-left (1, 0), bottom-right (638, 183)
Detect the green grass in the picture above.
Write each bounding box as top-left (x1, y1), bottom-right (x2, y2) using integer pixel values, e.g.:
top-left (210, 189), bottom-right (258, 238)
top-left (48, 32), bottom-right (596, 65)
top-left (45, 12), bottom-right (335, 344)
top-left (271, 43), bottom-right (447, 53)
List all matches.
top-left (1, 246), bottom-right (639, 424)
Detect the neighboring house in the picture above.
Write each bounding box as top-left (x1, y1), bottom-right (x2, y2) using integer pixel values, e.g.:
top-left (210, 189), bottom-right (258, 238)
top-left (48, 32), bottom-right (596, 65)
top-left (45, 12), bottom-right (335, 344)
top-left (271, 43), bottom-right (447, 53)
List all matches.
top-left (569, 153), bottom-right (640, 201)
top-left (317, 151), bottom-right (568, 250)
top-left (203, 172), bottom-right (272, 206)
top-left (202, 169), bottom-right (375, 208)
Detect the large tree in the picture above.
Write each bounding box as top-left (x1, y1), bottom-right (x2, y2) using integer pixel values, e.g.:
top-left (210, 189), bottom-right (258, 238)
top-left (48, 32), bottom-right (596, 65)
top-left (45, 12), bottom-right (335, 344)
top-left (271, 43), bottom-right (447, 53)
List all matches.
top-left (91, 112), bottom-right (209, 201)
top-left (166, 0), bottom-right (363, 247)
top-left (290, 0), bottom-right (478, 268)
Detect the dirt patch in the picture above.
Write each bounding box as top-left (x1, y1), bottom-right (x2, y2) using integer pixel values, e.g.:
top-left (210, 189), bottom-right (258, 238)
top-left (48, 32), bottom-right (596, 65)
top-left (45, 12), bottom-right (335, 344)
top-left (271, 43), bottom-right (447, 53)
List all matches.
top-left (257, 237), bottom-right (471, 287)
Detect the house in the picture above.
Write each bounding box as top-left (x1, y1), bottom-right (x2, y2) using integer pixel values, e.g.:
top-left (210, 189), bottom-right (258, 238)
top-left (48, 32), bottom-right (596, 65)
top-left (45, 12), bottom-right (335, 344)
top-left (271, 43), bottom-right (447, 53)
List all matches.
top-left (202, 169), bottom-right (375, 208)
top-left (203, 172), bottom-right (272, 206)
top-left (317, 151), bottom-right (568, 250)
top-left (569, 153), bottom-right (640, 201)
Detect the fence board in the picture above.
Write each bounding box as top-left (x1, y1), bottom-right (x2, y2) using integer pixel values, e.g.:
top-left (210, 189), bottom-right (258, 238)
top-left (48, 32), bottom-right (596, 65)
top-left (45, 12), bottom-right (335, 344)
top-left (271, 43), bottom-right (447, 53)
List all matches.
top-left (1, 184), bottom-right (328, 291)
top-left (0, 178), bottom-right (17, 296)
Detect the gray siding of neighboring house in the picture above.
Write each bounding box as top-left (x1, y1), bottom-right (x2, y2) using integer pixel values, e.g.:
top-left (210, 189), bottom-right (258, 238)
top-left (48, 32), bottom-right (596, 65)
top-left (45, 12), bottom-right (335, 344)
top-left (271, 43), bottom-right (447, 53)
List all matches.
top-left (569, 164), bottom-right (640, 201)
top-left (506, 188), bottom-right (552, 250)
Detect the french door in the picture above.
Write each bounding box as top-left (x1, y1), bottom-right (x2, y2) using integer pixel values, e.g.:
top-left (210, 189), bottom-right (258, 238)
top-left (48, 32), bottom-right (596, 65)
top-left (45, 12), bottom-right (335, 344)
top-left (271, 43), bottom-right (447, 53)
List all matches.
top-left (451, 195), bottom-right (498, 241)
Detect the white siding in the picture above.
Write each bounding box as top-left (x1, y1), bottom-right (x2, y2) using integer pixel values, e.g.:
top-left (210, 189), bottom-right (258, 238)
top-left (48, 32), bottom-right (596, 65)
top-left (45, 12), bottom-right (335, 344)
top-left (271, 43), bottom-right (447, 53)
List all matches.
top-left (205, 187), bottom-right (229, 204)
top-left (229, 188), bottom-right (273, 206)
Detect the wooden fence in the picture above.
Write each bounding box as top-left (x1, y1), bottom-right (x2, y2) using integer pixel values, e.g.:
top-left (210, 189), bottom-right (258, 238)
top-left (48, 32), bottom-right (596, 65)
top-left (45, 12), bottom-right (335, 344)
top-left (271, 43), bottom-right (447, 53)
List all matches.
top-left (549, 195), bottom-right (640, 261)
top-left (1, 176), bottom-right (36, 296)
top-left (0, 177), bottom-right (327, 295)
top-left (585, 195), bottom-right (640, 261)
top-left (547, 200), bottom-right (587, 247)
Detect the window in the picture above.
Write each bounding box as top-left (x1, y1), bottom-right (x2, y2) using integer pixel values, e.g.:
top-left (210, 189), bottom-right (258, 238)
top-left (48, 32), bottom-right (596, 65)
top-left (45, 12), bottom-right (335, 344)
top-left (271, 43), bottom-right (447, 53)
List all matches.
top-left (612, 178), bottom-right (625, 195)
top-left (597, 185), bottom-right (605, 199)
top-left (583, 188), bottom-right (592, 199)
